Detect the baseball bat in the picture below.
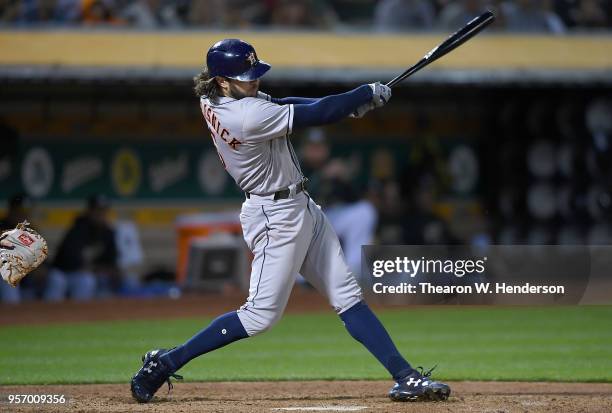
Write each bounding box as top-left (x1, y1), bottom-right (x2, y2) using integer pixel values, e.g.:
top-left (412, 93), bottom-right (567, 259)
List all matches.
top-left (386, 10), bottom-right (495, 88)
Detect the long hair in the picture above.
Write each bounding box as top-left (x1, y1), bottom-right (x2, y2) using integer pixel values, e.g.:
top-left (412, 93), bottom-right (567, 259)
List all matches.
top-left (193, 67), bottom-right (222, 100)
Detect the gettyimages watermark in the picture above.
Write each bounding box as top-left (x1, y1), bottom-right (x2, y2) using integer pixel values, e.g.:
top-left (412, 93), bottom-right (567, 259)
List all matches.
top-left (361, 246), bottom-right (612, 305)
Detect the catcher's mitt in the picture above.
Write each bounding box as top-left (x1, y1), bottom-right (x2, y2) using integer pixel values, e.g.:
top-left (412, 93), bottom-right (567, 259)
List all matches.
top-left (0, 221), bottom-right (48, 287)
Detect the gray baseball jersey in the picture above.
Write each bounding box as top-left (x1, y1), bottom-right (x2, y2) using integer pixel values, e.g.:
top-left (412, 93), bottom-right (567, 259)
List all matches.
top-left (200, 96), bottom-right (302, 195)
top-left (200, 94), bottom-right (363, 336)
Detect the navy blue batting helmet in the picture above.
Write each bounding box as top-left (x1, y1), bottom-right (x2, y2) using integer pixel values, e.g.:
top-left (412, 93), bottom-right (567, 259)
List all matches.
top-left (207, 39), bottom-right (271, 81)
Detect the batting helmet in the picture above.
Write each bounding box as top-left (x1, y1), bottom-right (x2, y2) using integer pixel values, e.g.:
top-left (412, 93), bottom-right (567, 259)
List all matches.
top-left (207, 39), bottom-right (271, 81)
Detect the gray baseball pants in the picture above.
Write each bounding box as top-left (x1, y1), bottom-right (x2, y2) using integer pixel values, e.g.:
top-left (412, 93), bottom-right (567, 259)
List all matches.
top-left (237, 191), bottom-right (363, 336)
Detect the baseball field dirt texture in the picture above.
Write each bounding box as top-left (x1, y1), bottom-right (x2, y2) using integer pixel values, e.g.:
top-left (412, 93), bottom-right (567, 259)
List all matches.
top-left (1, 291), bottom-right (611, 413)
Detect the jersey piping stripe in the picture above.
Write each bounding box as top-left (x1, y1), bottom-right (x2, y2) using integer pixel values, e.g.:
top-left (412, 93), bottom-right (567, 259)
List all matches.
top-left (287, 103), bottom-right (294, 135)
top-left (286, 138), bottom-right (302, 176)
top-left (285, 104), bottom-right (303, 177)
top-left (286, 103), bottom-right (291, 134)
top-left (305, 197), bottom-right (317, 234)
top-left (251, 205), bottom-right (270, 307)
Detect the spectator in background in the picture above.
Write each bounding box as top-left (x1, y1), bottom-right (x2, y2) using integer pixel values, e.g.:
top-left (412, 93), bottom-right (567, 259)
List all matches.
top-left (0, 194), bottom-right (27, 304)
top-left (321, 158), bottom-right (378, 279)
top-left (328, 0), bottom-right (376, 28)
top-left (374, 0), bottom-right (436, 31)
top-left (54, 0), bottom-right (81, 24)
top-left (0, 119), bottom-right (19, 188)
top-left (502, 0), bottom-right (566, 33)
top-left (0, 0), bottom-right (81, 25)
top-left (187, 0), bottom-right (225, 27)
top-left (3, 0), bottom-right (56, 24)
top-left (188, 0), bottom-right (266, 28)
top-left (396, 129), bottom-right (458, 244)
top-left (432, 0), bottom-right (451, 14)
top-left (368, 148), bottom-right (404, 244)
top-left (120, 0), bottom-right (185, 28)
top-left (114, 214), bottom-right (145, 294)
top-left (400, 174), bottom-right (457, 244)
top-left (269, 0), bottom-right (337, 29)
top-left (299, 128), bottom-right (330, 200)
top-left (0, 0), bottom-right (20, 23)
top-left (44, 195), bottom-right (119, 301)
top-left (369, 133), bottom-right (458, 245)
top-left (559, 0), bottom-right (610, 30)
top-left (0, 194), bottom-right (47, 303)
top-left (437, 0), bottom-right (490, 30)
top-left (81, 0), bottom-right (125, 25)
top-left (0, 194), bottom-right (31, 232)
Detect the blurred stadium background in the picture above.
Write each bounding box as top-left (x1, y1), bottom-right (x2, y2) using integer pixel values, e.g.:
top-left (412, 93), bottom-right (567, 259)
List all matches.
top-left (1, 0), bottom-right (611, 304)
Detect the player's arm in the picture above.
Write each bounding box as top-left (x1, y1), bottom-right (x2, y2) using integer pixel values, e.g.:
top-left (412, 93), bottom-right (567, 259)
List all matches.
top-left (242, 83), bottom-right (389, 142)
top-left (292, 83), bottom-right (390, 128)
top-left (258, 88), bottom-right (371, 119)
top-left (258, 92), bottom-right (318, 105)
top-left (275, 97), bottom-right (319, 105)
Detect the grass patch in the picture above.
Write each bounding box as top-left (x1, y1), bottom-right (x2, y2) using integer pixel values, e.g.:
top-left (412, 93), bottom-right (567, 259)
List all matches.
top-left (1, 306), bottom-right (611, 384)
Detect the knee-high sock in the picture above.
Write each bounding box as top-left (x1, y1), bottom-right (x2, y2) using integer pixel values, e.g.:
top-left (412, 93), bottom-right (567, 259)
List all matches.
top-left (340, 301), bottom-right (413, 381)
top-left (160, 311), bottom-right (248, 371)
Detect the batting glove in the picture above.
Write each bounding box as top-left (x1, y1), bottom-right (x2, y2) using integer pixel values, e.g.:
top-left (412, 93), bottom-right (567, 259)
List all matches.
top-left (368, 82), bottom-right (391, 108)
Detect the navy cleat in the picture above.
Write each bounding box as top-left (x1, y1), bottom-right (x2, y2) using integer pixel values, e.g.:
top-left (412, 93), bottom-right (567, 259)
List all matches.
top-left (389, 366), bottom-right (450, 402)
top-left (130, 348), bottom-right (183, 403)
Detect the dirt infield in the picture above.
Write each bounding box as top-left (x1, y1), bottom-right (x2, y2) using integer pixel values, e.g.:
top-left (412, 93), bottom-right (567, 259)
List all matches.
top-left (2, 381), bottom-right (611, 413)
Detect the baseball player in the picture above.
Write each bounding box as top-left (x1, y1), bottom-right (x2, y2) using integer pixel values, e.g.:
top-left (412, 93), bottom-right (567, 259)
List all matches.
top-left (131, 39), bottom-right (450, 403)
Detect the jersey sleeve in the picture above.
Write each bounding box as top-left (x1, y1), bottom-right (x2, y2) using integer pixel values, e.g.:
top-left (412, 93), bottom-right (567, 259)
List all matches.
top-left (242, 98), bottom-right (294, 143)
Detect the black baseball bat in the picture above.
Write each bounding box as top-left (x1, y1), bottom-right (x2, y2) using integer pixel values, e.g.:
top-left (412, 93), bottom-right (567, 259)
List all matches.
top-left (386, 10), bottom-right (495, 88)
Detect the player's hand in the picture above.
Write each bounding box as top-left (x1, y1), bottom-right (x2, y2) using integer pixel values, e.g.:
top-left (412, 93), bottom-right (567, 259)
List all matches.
top-left (368, 82), bottom-right (391, 108)
top-left (349, 102), bottom-right (374, 118)
top-left (256, 91), bottom-right (272, 101)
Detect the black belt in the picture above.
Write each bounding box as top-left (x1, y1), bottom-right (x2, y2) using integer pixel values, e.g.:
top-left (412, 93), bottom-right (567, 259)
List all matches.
top-left (246, 179), bottom-right (308, 200)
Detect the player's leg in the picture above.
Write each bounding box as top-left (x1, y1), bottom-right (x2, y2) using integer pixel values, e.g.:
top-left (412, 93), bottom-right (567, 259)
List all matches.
top-left (131, 308), bottom-right (246, 403)
top-left (131, 196), bottom-right (314, 402)
top-left (235, 196), bottom-right (314, 336)
top-left (160, 199), bottom-right (312, 371)
top-left (0, 280), bottom-right (20, 303)
top-left (300, 197), bottom-right (450, 401)
top-left (43, 268), bottom-right (68, 302)
top-left (68, 270), bottom-right (97, 301)
top-left (299, 198), bottom-right (413, 378)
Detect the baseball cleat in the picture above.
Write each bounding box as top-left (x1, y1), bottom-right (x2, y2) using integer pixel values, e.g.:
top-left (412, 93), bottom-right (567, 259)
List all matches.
top-left (388, 365), bottom-right (450, 402)
top-left (130, 348), bottom-right (182, 403)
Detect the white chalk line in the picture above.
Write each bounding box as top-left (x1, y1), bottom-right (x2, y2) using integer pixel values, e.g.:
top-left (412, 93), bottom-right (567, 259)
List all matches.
top-left (271, 407), bottom-right (368, 412)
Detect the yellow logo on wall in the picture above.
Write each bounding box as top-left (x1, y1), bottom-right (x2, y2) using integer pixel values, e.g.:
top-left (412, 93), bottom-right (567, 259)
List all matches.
top-left (111, 149), bottom-right (142, 196)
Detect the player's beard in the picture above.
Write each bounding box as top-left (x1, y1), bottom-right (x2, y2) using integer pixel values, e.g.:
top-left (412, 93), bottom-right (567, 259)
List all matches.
top-left (228, 82), bottom-right (257, 100)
